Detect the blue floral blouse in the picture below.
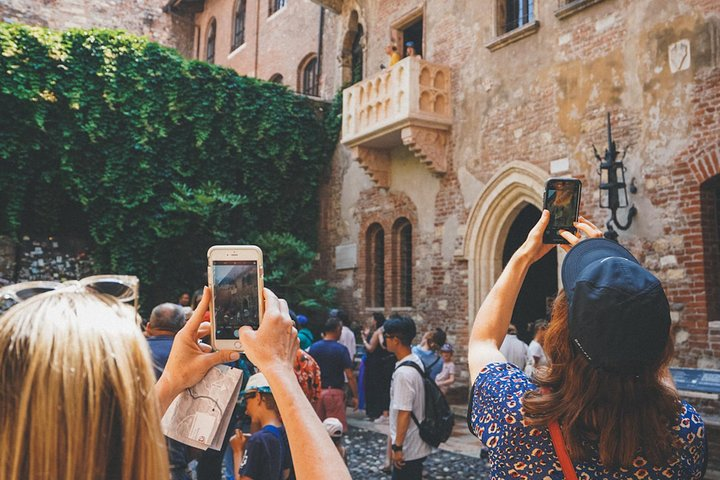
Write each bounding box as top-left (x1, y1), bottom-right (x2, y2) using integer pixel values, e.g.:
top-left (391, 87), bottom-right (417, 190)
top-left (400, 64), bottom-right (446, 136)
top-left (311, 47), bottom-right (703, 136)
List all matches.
top-left (468, 363), bottom-right (707, 479)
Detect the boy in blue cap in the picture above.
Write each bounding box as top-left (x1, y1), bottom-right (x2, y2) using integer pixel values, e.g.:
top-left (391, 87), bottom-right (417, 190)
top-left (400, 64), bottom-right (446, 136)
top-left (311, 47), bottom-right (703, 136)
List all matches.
top-left (229, 373), bottom-right (292, 480)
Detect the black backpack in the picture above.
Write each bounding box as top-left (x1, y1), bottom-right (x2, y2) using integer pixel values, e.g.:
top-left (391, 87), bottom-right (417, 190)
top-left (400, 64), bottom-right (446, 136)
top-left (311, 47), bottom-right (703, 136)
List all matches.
top-left (396, 360), bottom-right (454, 447)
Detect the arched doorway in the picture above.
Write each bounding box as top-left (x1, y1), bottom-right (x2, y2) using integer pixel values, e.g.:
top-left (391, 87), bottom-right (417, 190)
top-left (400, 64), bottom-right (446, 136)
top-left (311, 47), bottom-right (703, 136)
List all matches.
top-left (351, 24), bottom-right (364, 84)
top-left (502, 204), bottom-right (557, 342)
top-left (462, 161), bottom-right (552, 324)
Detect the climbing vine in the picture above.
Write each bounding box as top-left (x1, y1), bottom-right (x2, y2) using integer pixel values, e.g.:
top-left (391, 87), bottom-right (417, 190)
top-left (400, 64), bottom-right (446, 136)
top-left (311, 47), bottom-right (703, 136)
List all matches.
top-left (0, 24), bottom-right (341, 310)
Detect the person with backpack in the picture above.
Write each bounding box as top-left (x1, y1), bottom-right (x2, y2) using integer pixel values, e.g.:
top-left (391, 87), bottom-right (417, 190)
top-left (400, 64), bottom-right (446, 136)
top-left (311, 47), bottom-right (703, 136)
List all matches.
top-left (383, 316), bottom-right (432, 480)
top-left (467, 211), bottom-right (707, 479)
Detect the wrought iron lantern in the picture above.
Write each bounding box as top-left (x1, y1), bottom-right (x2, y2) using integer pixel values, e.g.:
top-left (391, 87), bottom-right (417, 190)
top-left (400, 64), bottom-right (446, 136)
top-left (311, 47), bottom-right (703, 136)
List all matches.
top-left (593, 113), bottom-right (637, 240)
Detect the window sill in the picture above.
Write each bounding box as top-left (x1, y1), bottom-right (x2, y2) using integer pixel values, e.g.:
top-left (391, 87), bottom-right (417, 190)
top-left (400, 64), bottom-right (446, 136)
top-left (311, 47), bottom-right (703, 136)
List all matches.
top-left (485, 20), bottom-right (540, 52)
top-left (390, 306), bottom-right (413, 312)
top-left (228, 42), bottom-right (246, 60)
top-left (365, 307), bottom-right (385, 313)
top-left (555, 0), bottom-right (608, 20)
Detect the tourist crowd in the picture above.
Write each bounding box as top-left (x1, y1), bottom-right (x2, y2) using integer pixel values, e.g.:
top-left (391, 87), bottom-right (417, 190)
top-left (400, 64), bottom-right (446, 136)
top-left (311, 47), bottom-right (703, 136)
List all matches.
top-left (0, 211), bottom-right (707, 480)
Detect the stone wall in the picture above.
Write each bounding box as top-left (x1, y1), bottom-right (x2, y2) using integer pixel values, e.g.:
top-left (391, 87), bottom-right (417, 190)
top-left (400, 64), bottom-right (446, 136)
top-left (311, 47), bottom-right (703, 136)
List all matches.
top-left (0, 0), bottom-right (195, 56)
top-left (317, 0), bottom-right (720, 397)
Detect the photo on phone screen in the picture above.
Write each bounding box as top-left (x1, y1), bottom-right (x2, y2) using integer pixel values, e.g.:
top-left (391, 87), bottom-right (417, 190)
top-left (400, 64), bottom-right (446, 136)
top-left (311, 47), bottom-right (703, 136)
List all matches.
top-left (212, 260), bottom-right (260, 340)
top-left (543, 179), bottom-right (581, 243)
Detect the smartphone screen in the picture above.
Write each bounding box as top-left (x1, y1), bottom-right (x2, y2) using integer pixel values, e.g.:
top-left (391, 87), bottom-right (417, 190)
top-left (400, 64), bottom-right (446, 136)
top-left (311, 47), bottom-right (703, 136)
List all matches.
top-left (211, 260), bottom-right (261, 340)
top-left (543, 179), bottom-right (581, 244)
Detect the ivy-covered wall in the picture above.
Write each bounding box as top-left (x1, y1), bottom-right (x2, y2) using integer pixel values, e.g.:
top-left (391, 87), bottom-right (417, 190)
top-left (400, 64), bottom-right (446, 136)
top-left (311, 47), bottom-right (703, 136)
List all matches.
top-left (0, 24), bottom-right (341, 311)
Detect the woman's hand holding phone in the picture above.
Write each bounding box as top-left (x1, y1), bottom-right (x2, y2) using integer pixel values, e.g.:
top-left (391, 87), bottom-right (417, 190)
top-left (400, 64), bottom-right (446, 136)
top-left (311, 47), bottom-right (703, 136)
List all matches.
top-left (156, 286), bottom-right (241, 414)
top-left (239, 288), bottom-right (298, 375)
top-left (558, 216), bottom-right (604, 248)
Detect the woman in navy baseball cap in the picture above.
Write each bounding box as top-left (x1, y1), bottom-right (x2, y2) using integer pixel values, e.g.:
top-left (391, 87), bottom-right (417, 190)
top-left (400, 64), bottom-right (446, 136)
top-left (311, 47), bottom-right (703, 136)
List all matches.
top-left (466, 209), bottom-right (706, 479)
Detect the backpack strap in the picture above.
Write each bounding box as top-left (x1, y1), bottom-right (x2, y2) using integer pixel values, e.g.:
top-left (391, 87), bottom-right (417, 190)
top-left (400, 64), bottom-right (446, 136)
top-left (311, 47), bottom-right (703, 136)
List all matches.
top-left (427, 355), bottom-right (441, 371)
top-left (540, 387), bottom-right (578, 480)
top-left (395, 360), bottom-right (425, 428)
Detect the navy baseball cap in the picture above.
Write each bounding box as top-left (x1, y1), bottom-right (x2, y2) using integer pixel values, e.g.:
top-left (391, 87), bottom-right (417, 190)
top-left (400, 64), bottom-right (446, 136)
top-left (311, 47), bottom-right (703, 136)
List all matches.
top-left (561, 238), bottom-right (671, 373)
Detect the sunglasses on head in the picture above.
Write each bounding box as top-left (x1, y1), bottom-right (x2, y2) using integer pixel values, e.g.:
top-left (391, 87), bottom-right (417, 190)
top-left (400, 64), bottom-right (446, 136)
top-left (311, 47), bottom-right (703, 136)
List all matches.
top-left (0, 275), bottom-right (139, 314)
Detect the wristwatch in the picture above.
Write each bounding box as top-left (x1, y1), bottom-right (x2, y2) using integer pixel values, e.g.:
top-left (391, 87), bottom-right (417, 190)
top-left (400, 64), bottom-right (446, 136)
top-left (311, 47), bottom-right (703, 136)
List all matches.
top-left (391, 444), bottom-right (403, 452)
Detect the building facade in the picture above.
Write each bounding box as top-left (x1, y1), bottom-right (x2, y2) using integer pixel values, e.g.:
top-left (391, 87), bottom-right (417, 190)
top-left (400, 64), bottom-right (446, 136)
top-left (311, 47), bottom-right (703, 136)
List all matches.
top-left (312, 0), bottom-right (720, 401)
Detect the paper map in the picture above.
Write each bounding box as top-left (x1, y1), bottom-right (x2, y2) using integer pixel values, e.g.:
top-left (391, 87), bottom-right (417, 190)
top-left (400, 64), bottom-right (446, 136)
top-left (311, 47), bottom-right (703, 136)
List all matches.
top-left (161, 364), bottom-right (243, 450)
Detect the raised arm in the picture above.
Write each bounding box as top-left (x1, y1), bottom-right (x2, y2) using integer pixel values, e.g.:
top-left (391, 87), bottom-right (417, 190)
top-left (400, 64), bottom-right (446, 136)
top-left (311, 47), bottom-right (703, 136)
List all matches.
top-left (241, 289), bottom-right (351, 480)
top-left (467, 211), bottom-right (554, 382)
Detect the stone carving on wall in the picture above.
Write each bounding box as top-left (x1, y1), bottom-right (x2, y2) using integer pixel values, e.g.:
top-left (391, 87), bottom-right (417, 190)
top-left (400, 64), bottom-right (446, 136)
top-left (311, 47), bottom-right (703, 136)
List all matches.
top-left (401, 126), bottom-right (448, 175)
top-left (351, 146), bottom-right (391, 188)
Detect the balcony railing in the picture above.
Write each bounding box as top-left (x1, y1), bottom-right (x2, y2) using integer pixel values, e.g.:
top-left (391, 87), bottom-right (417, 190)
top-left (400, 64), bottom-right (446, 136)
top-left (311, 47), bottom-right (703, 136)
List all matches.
top-left (341, 57), bottom-right (452, 187)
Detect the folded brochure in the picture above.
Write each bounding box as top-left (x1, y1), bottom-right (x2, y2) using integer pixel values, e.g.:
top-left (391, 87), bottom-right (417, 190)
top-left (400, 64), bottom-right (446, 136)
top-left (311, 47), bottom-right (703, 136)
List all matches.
top-left (161, 364), bottom-right (243, 450)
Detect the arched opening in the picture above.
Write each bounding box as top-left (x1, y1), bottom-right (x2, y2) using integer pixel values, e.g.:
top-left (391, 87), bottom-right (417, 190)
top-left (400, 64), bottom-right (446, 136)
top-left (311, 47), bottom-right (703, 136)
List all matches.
top-left (462, 161), bottom-right (551, 325)
top-left (232, 0), bottom-right (246, 50)
top-left (501, 204), bottom-right (557, 342)
top-left (393, 218), bottom-right (412, 307)
top-left (341, 10), bottom-right (363, 85)
top-left (206, 18), bottom-right (216, 64)
top-left (351, 24), bottom-right (364, 84)
top-left (299, 55), bottom-right (318, 96)
top-left (269, 73), bottom-right (283, 84)
top-left (366, 223), bottom-right (385, 308)
top-left (701, 174), bottom-right (720, 324)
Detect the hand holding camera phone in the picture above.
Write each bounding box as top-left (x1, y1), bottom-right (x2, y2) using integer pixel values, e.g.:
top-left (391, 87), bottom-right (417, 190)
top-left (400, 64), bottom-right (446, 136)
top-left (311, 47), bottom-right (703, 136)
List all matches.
top-left (207, 246), bottom-right (264, 351)
top-left (543, 178), bottom-right (582, 244)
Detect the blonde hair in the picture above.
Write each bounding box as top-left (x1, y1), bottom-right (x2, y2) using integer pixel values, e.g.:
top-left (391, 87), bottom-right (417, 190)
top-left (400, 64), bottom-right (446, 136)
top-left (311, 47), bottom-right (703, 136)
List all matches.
top-left (0, 292), bottom-right (169, 479)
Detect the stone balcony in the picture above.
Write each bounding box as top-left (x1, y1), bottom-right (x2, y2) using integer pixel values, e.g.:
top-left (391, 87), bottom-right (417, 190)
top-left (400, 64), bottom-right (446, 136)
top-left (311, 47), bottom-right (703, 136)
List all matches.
top-left (341, 56), bottom-right (452, 188)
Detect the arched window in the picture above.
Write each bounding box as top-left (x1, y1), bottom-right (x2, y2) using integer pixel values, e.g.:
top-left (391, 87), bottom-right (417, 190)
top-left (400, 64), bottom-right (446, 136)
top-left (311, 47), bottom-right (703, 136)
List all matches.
top-left (206, 18), bottom-right (217, 64)
top-left (232, 0), bottom-right (246, 50)
top-left (702, 175), bottom-right (720, 324)
top-left (300, 55), bottom-right (319, 97)
top-left (393, 218), bottom-right (412, 307)
top-left (366, 223), bottom-right (385, 308)
top-left (269, 73), bottom-right (284, 84)
top-left (351, 24), bottom-right (364, 84)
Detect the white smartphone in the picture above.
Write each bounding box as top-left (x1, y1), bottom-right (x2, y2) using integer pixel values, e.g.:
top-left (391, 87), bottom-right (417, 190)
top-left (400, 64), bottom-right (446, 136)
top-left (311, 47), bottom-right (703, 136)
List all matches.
top-left (207, 245), bottom-right (264, 351)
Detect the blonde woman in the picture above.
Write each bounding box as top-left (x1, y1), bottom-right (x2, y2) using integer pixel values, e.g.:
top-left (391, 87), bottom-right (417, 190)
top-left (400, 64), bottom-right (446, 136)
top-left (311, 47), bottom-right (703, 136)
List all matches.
top-left (0, 285), bottom-right (350, 480)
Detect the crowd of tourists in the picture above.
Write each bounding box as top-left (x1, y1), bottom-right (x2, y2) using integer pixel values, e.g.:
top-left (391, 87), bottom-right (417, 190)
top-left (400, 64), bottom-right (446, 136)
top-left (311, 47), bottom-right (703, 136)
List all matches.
top-left (0, 211), bottom-right (707, 479)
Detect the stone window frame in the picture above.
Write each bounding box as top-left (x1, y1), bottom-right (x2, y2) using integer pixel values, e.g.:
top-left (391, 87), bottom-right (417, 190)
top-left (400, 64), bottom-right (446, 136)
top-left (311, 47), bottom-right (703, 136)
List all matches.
top-left (206, 17), bottom-right (217, 64)
top-left (269, 73), bottom-right (284, 84)
top-left (392, 217), bottom-right (413, 308)
top-left (360, 211), bottom-right (417, 312)
top-left (701, 175), bottom-right (720, 325)
top-left (365, 223), bottom-right (385, 308)
top-left (554, 0), bottom-right (608, 20)
top-left (485, 0), bottom-right (540, 52)
top-left (231, 0), bottom-right (247, 51)
top-left (390, 6), bottom-right (425, 60)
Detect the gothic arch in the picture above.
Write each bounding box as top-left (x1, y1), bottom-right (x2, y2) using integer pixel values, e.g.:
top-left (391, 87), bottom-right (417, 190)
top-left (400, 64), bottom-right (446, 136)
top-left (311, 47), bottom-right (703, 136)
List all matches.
top-left (340, 6), bottom-right (367, 85)
top-left (462, 161), bottom-right (549, 324)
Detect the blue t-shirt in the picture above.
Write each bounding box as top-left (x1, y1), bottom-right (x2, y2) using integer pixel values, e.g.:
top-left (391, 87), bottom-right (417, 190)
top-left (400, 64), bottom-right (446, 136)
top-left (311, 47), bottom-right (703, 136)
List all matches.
top-left (146, 336), bottom-right (174, 380)
top-left (239, 425), bottom-right (290, 480)
top-left (308, 339), bottom-right (352, 388)
top-left (412, 345), bottom-right (444, 381)
top-left (468, 362), bottom-right (707, 479)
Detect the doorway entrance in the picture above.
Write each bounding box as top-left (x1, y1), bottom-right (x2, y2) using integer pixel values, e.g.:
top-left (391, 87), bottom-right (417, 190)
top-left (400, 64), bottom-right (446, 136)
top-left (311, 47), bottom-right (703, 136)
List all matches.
top-left (502, 204), bottom-right (558, 342)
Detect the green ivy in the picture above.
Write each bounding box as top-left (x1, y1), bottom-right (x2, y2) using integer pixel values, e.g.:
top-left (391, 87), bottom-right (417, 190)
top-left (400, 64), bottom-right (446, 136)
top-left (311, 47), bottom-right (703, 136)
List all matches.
top-left (0, 23), bottom-right (342, 311)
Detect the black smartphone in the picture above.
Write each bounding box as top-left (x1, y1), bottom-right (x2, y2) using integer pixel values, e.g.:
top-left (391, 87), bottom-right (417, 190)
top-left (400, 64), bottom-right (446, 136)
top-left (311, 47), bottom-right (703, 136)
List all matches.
top-left (543, 178), bottom-right (582, 244)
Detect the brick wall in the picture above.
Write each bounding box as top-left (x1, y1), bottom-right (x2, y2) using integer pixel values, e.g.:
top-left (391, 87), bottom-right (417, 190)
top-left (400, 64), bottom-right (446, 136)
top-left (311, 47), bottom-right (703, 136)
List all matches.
top-left (318, 0), bottom-right (720, 406)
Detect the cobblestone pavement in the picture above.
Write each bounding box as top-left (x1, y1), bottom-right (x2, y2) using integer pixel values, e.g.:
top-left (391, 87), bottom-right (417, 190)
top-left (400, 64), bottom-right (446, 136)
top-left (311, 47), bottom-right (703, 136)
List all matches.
top-left (345, 427), bottom-right (491, 480)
